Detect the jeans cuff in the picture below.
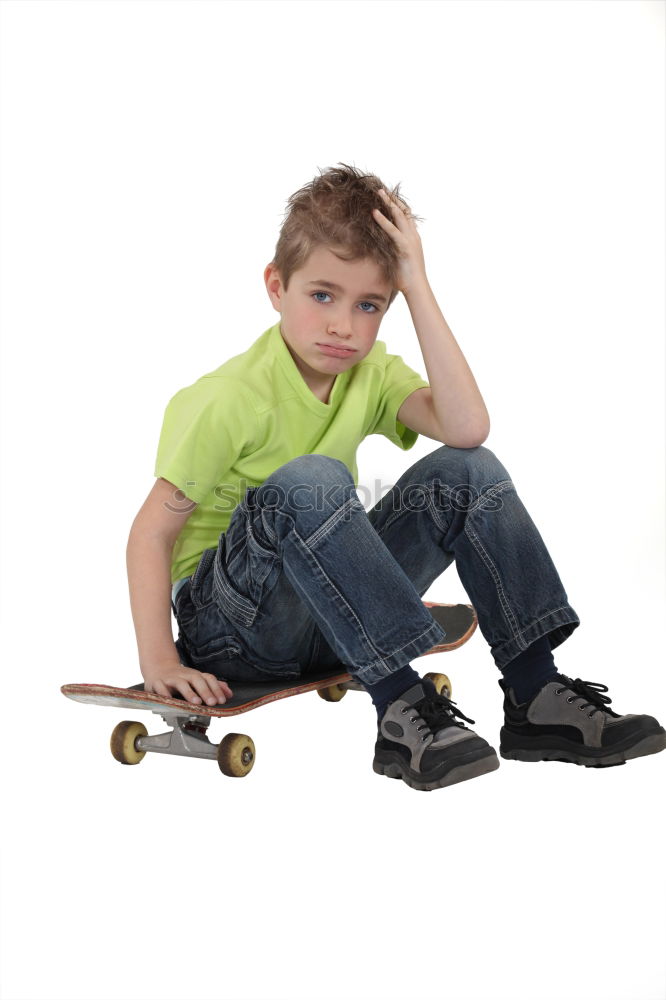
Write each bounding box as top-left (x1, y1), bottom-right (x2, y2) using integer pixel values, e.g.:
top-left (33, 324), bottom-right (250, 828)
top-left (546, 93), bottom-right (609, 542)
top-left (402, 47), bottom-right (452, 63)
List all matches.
top-left (350, 617), bottom-right (447, 687)
top-left (492, 605), bottom-right (581, 670)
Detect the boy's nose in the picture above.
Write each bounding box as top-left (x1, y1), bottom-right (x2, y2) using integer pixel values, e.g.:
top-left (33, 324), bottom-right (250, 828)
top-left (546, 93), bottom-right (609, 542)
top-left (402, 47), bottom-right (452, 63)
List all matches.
top-left (327, 323), bottom-right (353, 339)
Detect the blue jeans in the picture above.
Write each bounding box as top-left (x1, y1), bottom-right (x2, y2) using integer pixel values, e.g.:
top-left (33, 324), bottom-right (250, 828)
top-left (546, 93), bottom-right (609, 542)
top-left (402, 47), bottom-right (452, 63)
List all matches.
top-left (172, 446), bottom-right (580, 687)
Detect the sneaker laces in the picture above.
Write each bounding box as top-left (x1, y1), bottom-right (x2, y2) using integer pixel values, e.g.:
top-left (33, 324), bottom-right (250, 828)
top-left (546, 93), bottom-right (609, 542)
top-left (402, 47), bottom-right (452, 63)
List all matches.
top-left (555, 674), bottom-right (620, 718)
top-left (414, 690), bottom-right (476, 736)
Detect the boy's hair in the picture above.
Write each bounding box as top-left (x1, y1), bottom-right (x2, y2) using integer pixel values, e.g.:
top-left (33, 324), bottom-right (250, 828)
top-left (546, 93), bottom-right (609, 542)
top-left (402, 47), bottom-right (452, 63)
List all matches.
top-left (269, 162), bottom-right (424, 311)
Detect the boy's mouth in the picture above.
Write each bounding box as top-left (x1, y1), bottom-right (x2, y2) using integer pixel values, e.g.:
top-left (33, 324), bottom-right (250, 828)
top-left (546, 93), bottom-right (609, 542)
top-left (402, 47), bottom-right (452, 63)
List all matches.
top-left (316, 343), bottom-right (357, 358)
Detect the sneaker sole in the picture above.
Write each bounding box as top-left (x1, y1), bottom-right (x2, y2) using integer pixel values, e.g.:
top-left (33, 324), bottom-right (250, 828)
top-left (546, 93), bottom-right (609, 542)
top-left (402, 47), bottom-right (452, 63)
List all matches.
top-left (373, 748), bottom-right (500, 791)
top-left (499, 731), bottom-right (666, 767)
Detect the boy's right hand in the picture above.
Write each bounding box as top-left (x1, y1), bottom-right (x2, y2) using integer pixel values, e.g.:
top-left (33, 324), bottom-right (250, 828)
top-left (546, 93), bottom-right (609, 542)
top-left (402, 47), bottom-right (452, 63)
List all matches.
top-left (142, 663), bottom-right (233, 707)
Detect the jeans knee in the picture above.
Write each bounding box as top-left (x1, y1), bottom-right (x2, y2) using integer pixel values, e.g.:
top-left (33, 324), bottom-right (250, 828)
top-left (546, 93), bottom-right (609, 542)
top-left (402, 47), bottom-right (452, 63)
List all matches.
top-left (463, 444), bottom-right (510, 482)
top-left (274, 453), bottom-right (351, 486)
top-left (257, 454), bottom-right (355, 511)
top-left (422, 443), bottom-right (511, 489)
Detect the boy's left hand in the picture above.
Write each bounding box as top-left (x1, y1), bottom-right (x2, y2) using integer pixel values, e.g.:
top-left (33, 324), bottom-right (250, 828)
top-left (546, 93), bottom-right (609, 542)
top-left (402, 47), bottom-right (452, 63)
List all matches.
top-left (372, 188), bottom-right (428, 296)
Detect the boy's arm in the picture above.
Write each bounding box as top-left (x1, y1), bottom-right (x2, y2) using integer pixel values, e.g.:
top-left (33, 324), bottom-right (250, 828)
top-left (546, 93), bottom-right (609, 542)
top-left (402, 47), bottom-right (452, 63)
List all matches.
top-left (403, 279), bottom-right (490, 448)
top-left (373, 188), bottom-right (490, 448)
top-left (126, 477), bottom-right (232, 706)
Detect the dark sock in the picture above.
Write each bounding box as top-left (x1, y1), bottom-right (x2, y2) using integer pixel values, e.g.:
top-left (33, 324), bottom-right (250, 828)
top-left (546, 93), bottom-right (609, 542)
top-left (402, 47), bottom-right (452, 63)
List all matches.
top-left (500, 634), bottom-right (558, 704)
top-left (364, 664), bottom-right (433, 722)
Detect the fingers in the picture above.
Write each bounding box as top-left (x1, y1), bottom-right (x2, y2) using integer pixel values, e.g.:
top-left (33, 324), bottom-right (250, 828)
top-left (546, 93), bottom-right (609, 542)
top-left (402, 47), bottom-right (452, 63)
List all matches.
top-left (149, 678), bottom-right (174, 700)
top-left (372, 205), bottom-right (400, 234)
top-left (203, 674), bottom-right (233, 704)
top-left (373, 191), bottom-right (411, 239)
top-left (378, 187), bottom-right (410, 218)
top-left (150, 670), bottom-right (232, 707)
top-left (151, 676), bottom-right (200, 703)
top-left (188, 671), bottom-right (233, 706)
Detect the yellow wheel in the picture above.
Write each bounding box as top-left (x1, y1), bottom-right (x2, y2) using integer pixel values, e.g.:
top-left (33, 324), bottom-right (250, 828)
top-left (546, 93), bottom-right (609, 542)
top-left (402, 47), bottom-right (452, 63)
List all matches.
top-left (424, 671), bottom-right (452, 699)
top-left (317, 683), bottom-right (348, 702)
top-left (110, 720), bottom-right (148, 765)
top-left (217, 733), bottom-right (256, 777)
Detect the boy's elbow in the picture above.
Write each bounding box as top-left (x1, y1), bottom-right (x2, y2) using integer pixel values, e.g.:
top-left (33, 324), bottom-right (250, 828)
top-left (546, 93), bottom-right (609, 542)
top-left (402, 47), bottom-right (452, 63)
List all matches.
top-left (471, 423), bottom-right (491, 447)
top-left (442, 420), bottom-right (490, 449)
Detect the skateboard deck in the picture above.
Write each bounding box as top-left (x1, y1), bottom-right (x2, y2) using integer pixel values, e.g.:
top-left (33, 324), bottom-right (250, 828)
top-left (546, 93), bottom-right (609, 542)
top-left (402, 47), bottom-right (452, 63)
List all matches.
top-left (61, 601), bottom-right (476, 778)
top-left (421, 601), bottom-right (476, 653)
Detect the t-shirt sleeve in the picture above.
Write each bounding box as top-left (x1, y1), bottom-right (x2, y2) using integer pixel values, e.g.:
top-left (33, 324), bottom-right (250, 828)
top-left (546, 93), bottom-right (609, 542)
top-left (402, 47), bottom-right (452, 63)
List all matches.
top-left (153, 377), bottom-right (256, 503)
top-left (367, 353), bottom-right (430, 450)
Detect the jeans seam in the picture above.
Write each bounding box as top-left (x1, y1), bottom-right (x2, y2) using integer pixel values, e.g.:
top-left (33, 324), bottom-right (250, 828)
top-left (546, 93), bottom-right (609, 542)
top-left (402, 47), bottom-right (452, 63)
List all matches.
top-left (190, 549), bottom-right (215, 609)
top-left (375, 507), bottom-right (404, 540)
top-left (468, 479), bottom-right (514, 515)
top-left (425, 486), bottom-right (450, 533)
top-left (355, 619), bottom-right (446, 680)
top-left (375, 483), bottom-right (450, 539)
top-left (492, 608), bottom-right (579, 670)
top-left (261, 507), bottom-right (277, 545)
top-left (212, 559), bottom-right (257, 627)
top-left (372, 618), bottom-right (443, 663)
top-left (510, 606), bottom-right (574, 643)
top-left (304, 496), bottom-right (362, 550)
top-left (463, 482), bottom-right (523, 648)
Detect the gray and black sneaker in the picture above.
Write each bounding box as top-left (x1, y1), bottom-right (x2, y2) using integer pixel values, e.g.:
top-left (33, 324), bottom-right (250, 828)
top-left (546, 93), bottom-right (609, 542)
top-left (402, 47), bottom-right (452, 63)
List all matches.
top-left (373, 682), bottom-right (500, 791)
top-left (499, 673), bottom-right (666, 767)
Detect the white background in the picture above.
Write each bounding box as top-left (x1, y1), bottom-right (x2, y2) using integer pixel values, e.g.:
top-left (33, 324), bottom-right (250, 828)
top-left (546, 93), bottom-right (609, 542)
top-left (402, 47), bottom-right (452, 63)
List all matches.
top-left (1, 2), bottom-right (664, 999)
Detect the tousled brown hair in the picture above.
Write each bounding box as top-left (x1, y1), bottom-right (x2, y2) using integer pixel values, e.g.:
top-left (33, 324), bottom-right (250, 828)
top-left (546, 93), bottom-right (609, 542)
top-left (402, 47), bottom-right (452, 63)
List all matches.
top-left (269, 162), bottom-right (423, 311)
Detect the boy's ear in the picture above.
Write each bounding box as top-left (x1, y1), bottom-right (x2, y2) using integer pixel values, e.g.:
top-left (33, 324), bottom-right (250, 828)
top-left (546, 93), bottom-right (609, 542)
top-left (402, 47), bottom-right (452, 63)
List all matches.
top-left (264, 263), bottom-right (283, 311)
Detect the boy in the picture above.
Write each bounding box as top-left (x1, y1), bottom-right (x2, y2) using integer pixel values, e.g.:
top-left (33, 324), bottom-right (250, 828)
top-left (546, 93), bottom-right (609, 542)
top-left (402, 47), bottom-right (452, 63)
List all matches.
top-left (126, 163), bottom-right (665, 791)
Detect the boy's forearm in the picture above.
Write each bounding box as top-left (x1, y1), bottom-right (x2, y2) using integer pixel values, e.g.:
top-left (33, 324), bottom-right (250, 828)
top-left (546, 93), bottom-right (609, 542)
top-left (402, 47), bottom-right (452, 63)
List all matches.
top-left (404, 277), bottom-right (491, 446)
top-left (126, 530), bottom-right (181, 672)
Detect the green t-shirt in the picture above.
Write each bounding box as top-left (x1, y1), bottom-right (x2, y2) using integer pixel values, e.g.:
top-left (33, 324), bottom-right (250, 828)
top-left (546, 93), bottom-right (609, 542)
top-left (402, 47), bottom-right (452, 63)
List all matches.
top-left (154, 320), bottom-right (430, 583)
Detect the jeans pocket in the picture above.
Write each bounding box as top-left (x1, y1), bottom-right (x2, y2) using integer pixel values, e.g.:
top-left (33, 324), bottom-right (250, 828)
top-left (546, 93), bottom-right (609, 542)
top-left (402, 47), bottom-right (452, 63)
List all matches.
top-left (189, 547), bottom-right (217, 611)
top-left (212, 519), bottom-right (277, 629)
top-left (186, 632), bottom-right (244, 667)
top-left (173, 578), bottom-right (196, 628)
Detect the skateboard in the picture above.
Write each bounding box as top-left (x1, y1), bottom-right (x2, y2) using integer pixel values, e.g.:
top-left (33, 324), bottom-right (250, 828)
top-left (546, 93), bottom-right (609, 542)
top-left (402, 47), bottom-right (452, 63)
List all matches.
top-left (420, 601), bottom-right (476, 654)
top-left (61, 601), bottom-right (477, 779)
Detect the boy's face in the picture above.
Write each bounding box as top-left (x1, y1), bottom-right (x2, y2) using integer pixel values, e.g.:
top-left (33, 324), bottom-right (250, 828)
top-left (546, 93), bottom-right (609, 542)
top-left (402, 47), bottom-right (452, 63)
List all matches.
top-left (264, 246), bottom-right (392, 396)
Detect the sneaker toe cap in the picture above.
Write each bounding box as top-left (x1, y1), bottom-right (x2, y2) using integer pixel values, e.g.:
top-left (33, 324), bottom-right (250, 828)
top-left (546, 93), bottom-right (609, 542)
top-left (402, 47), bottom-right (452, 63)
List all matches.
top-left (604, 713), bottom-right (665, 747)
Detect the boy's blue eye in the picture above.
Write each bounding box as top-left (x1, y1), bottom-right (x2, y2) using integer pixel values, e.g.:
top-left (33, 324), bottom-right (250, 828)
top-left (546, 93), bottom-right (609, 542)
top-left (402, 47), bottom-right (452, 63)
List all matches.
top-left (311, 291), bottom-right (377, 313)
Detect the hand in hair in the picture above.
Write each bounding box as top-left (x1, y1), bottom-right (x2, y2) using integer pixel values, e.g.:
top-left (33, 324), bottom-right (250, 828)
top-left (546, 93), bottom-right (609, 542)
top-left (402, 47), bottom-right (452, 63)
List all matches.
top-left (372, 188), bottom-right (428, 296)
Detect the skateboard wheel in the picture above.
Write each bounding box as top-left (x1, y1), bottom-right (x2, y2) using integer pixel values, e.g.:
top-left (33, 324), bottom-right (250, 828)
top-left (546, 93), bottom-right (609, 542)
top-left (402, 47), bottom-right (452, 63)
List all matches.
top-left (317, 683), bottom-right (348, 702)
top-left (110, 720), bottom-right (148, 765)
top-left (424, 672), bottom-right (453, 699)
top-left (217, 733), bottom-right (256, 777)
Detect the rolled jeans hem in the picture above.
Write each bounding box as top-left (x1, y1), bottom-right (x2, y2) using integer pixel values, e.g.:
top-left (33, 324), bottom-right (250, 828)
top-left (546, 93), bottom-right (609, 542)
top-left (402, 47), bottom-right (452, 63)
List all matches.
top-left (349, 617), bottom-right (447, 687)
top-left (491, 605), bottom-right (581, 671)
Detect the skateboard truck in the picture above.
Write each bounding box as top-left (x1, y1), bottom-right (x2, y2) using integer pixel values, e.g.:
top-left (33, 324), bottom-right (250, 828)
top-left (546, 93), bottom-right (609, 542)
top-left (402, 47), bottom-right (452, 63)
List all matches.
top-left (110, 710), bottom-right (258, 777)
top-left (134, 710), bottom-right (220, 761)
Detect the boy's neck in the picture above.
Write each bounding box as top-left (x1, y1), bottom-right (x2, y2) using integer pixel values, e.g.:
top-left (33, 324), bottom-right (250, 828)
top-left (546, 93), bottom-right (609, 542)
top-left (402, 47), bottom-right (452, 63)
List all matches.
top-left (310, 378), bottom-right (335, 405)
top-left (281, 332), bottom-right (336, 404)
